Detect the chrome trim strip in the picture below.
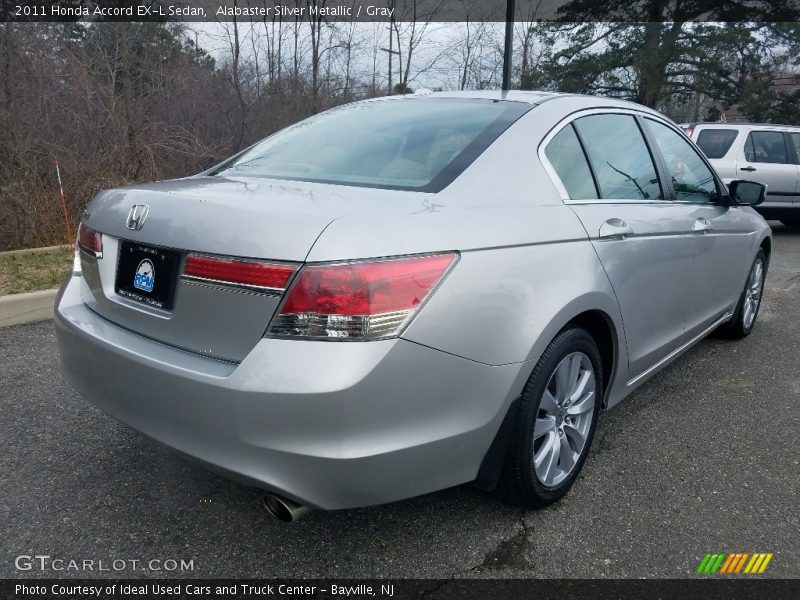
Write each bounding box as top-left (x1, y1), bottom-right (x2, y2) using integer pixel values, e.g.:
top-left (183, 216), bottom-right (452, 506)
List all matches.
top-left (180, 275), bottom-right (284, 296)
top-left (626, 312), bottom-right (733, 387)
top-left (563, 199), bottom-right (671, 206)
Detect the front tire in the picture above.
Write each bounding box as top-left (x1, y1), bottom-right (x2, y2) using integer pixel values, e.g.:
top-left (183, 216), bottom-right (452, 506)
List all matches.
top-left (722, 250), bottom-right (767, 340)
top-left (498, 327), bottom-right (602, 508)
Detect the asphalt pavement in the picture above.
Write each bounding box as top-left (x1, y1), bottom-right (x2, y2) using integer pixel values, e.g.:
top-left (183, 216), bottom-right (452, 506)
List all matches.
top-left (1, 223), bottom-right (798, 579)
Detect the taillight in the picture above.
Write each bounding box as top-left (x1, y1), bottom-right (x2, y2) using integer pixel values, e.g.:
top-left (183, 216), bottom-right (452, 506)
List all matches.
top-left (184, 254), bottom-right (296, 292)
top-left (267, 253), bottom-right (457, 340)
top-left (77, 222), bottom-right (102, 258)
top-left (685, 127), bottom-right (694, 138)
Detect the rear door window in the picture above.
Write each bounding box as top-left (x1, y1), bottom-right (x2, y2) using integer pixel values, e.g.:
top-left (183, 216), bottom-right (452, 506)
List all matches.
top-left (696, 129), bottom-right (739, 159)
top-left (543, 125), bottom-right (598, 200)
top-left (744, 131), bottom-right (789, 164)
top-left (574, 114), bottom-right (662, 201)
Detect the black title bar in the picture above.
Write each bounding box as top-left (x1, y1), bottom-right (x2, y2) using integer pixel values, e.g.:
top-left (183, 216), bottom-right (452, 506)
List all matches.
top-left (2, 0), bottom-right (800, 22)
top-left (3, 579), bottom-right (800, 600)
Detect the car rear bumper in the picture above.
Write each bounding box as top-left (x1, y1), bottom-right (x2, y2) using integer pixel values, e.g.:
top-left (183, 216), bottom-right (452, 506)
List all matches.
top-left (55, 273), bottom-right (524, 510)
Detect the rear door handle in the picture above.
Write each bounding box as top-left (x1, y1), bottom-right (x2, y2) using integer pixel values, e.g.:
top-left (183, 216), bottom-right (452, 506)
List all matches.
top-left (599, 218), bottom-right (634, 239)
top-left (693, 217), bottom-right (712, 233)
top-left (740, 166), bottom-right (757, 172)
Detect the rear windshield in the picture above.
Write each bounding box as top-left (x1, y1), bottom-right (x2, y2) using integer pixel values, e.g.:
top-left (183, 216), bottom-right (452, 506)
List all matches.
top-left (212, 98), bottom-right (530, 192)
top-left (696, 129), bottom-right (739, 159)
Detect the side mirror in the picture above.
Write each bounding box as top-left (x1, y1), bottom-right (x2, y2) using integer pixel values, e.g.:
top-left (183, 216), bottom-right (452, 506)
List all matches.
top-left (728, 180), bottom-right (766, 206)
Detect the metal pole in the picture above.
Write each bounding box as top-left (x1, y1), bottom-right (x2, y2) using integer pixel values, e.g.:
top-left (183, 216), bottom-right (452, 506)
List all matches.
top-left (388, 22), bottom-right (393, 95)
top-left (52, 156), bottom-right (74, 255)
top-left (502, 0), bottom-right (515, 91)
top-left (381, 41), bottom-right (400, 95)
top-left (388, 1), bottom-right (396, 95)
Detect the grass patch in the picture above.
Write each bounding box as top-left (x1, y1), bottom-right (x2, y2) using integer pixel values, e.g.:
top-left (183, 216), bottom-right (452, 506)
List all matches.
top-left (0, 246), bottom-right (73, 295)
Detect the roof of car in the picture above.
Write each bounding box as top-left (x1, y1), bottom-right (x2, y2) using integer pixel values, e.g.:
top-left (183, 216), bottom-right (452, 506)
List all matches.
top-left (412, 90), bottom-right (564, 103)
top-left (688, 122), bottom-right (800, 130)
top-left (381, 90), bottom-right (667, 114)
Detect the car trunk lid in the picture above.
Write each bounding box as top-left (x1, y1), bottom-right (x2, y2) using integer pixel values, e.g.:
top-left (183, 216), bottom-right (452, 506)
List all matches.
top-left (77, 176), bottom-right (356, 362)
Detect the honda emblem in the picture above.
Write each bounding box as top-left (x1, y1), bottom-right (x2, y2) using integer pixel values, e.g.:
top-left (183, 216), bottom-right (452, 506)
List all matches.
top-left (126, 205), bottom-right (149, 231)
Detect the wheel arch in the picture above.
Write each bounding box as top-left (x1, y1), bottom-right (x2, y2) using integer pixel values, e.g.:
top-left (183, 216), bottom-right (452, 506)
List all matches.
top-left (520, 293), bottom-right (626, 405)
top-left (760, 235), bottom-right (772, 260)
top-left (474, 303), bottom-right (624, 491)
top-left (564, 309), bottom-right (618, 405)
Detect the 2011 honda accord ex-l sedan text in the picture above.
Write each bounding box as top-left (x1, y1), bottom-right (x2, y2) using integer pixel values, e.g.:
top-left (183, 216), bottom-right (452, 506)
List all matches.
top-left (55, 91), bottom-right (771, 522)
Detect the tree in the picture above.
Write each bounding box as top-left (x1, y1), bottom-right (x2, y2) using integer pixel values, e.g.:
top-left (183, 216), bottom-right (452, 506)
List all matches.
top-left (390, 0), bottom-right (446, 89)
top-left (393, 81), bottom-right (414, 94)
top-left (446, 1), bottom-right (495, 90)
top-left (527, 0), bottom-right (800, 116)
top-left (0, 22), bottom-right (228, 249)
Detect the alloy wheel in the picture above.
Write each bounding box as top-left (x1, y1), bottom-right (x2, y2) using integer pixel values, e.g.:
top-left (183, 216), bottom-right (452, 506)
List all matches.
top-left (533, 352), bottom-right (596, 487)
top-left (742, 257), bottom-right (764, 330)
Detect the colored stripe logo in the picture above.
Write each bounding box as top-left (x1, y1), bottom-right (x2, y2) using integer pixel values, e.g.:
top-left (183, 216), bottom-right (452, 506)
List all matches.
top-left (696, 552), bottom-right (773, 574)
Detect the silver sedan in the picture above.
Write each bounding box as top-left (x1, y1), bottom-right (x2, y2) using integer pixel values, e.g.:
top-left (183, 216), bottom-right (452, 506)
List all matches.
top-left (55, 92), bottom-right (771, 521)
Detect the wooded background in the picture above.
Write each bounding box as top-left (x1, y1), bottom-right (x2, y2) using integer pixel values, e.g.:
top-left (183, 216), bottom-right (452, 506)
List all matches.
top-left (1, 0), bottom-right (798, 250)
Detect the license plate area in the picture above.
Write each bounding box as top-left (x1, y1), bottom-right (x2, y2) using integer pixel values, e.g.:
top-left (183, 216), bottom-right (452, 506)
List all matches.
top-left (115, 242), bottom-right (181, 310)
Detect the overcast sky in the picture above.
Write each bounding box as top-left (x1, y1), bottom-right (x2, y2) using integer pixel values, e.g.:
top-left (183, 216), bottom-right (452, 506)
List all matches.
top-left (187, 21), bottom-right (513, 91)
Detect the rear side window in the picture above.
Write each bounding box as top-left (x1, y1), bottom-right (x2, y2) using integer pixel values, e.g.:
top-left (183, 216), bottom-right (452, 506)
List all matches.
top-left (574, 114), bottom-right (662, 201)
top-left (212, 99), bottom-right (531, 192)
top-left (544, 125), bottom-right (597, 200)
top-left (744, 131), bottom-right (789, 164)
top-left (696, 129), bottom-right (739, 159)
top-left (646, 119), bottom-right (719, 204)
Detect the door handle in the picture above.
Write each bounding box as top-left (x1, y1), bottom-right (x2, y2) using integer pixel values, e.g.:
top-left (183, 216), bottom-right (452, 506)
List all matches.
top-left (692, 217), bottom-right (712, 233)
top-left (599, 218), bottom-right (634, 239)
top-left (740, 166), bottom-right (757, 172)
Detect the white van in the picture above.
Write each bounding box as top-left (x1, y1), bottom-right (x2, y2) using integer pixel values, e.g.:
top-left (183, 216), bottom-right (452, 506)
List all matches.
top-left (686, 123), bottom-right (800, 226)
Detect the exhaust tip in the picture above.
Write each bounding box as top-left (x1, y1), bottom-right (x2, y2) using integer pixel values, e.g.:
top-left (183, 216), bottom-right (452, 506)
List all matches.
top-left (261, 494), bottom-right (310, 523)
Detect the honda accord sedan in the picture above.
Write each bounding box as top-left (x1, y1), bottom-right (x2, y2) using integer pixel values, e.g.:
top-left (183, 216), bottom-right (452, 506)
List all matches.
top-left (55, 91), bottom-right (771, 521)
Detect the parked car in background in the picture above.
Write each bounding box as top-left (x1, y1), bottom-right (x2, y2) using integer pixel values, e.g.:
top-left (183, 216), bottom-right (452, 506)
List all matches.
top-left (685, 122), bottom-right (800, 227)
top-left (56, 92), bottom-right (772, 522)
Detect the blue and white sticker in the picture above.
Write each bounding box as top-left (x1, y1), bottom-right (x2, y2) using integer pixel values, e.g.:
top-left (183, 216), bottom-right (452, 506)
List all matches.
top-left (134, 259), bottom-right (155, 293)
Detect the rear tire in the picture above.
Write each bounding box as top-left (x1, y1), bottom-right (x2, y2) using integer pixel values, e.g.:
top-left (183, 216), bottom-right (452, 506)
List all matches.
top-left (721, 250), bottom-right (767, 340)
top-left (498, 327), bottom-right (602, 508)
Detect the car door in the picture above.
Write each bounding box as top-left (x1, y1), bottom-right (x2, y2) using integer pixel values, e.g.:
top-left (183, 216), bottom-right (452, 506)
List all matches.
top-left (693, 126), bottom-right (741, 182)
top-left (542, 112), bottom-right (696, 377)
top-left (643, 117), bottom-right (757, 335)
top-left (738, 130), bottom-right (799, 205)
top-left (788, 132), bottom-right (800, 206)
